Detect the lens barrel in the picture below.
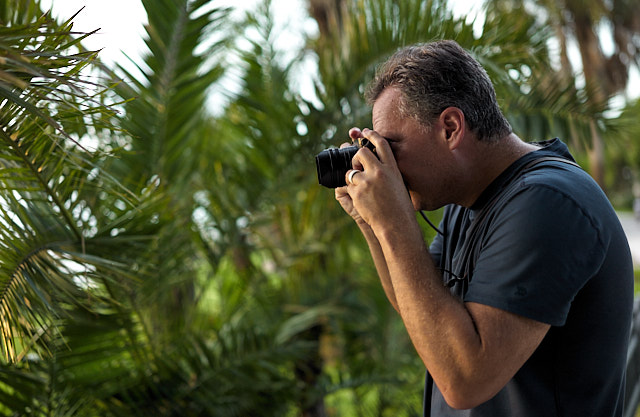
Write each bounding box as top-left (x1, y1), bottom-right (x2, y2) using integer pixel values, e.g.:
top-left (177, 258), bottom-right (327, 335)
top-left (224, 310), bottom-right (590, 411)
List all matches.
top-left (315, 145), bottom-right (359, 188)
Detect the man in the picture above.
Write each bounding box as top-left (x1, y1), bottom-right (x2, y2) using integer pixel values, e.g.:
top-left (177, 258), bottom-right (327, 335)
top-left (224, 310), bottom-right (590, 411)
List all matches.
top-left (336, 40), bottom-right (634, 415)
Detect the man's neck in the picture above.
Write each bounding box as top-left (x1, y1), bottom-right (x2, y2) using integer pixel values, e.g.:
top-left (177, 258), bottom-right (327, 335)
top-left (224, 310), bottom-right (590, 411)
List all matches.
top-left (458, 133), bottom-right (538, 207)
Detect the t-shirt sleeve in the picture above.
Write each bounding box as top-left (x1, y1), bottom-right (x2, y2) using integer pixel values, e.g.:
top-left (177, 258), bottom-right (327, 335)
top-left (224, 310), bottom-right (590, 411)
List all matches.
top-left (464, 185), bottom-right (606, 326)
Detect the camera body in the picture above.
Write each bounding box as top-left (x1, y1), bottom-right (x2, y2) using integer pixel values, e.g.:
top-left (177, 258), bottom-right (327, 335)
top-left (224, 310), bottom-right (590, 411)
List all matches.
top-left (315, 137), bottom-right (375, 188)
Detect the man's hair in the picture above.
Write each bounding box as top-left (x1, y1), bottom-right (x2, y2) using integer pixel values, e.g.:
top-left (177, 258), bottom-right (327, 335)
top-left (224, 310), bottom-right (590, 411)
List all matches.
top-left (366, 40), bottom-right (512, 141)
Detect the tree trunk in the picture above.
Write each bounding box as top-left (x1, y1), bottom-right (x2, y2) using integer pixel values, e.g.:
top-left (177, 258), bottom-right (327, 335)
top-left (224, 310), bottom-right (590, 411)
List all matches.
top-left (307, 0), bottom-right (345, 38)
top-left (566, 2), bottom-right (608, 188)
top-left (294, 324), bottom-right (327, 417)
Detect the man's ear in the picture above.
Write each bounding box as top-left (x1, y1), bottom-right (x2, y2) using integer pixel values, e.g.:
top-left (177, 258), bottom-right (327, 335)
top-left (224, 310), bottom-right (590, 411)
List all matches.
top-left (439, 107), bottom-right (465, 149)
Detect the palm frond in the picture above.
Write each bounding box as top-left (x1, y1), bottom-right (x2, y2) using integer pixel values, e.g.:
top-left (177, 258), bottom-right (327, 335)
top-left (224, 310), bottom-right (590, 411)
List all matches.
top-left (112, 0), bottom-right (231, 190)
top-left (0, 4), bottom-right (151, 362)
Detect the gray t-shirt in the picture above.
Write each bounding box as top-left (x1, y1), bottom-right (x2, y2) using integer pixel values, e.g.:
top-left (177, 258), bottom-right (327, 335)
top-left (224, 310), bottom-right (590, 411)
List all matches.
top-left (426, 139), bottom-right (633, 416)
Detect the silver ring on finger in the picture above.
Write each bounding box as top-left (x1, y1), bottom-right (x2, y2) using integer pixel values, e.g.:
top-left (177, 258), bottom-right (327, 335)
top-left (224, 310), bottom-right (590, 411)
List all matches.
top-left (347, 169), bottom-right (361, 185)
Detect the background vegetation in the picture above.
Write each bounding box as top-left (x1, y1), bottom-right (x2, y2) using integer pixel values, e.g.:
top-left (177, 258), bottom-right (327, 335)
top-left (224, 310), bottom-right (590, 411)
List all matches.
top-left (1, 0), bottom-right (639, 415)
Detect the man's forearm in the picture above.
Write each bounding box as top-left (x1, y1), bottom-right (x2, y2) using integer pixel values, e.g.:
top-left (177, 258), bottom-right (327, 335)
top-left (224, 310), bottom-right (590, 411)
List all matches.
top-left (358, 222), bottom-right (399, 313)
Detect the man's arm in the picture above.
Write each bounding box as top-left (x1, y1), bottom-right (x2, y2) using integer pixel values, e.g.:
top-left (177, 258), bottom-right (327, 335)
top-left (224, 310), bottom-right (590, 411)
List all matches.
top-left (358, 222), bottom-right (399, 313)
top-left (344, 131), bottom-right (550, 409)
top-left (374, 214), bottom-right (549, 409)
top-left (335, 129), bottom-right (401, 313)
top-left (335, 184), bottom-right (399, 312)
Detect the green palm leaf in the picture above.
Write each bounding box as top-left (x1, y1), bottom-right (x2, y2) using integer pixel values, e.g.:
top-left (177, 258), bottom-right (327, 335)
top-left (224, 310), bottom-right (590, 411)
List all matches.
top-left (112, 0), bottom-right (230, 190)
top-left (0, 3), bottom-right (148, 362)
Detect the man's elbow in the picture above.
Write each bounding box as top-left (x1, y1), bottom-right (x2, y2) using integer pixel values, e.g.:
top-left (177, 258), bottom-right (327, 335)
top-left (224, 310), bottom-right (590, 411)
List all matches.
top-left (442, 394), bottom-right (483, 411)
top-left (439, 382), bottom-right (501, 410)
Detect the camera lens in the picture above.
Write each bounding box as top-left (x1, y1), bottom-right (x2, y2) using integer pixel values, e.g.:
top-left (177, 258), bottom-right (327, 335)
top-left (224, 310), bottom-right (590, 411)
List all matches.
top-left (315, 145), bottom-right (359, 188)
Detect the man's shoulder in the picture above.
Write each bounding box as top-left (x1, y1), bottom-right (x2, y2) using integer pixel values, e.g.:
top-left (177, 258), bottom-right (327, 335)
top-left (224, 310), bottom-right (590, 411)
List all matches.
top-left (516, 160), bottom-right (614, 223)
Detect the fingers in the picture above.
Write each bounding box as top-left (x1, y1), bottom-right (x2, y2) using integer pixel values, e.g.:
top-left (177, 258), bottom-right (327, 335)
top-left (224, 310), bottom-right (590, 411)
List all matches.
top-left (349, 127), bottom-right (362, 141)
top-left (339, 128), bottom-right (364, 149)
top-left (360, 128), bottom-right (396, 166)
top-left (335, 183), bottom-right (348, 200)
top-left (350, 129), bottom-right (397, 172)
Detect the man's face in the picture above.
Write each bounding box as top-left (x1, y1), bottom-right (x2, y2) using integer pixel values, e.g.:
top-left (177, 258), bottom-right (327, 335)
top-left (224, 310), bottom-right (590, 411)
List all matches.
top-left (371, 87), bottom-right (454, 211)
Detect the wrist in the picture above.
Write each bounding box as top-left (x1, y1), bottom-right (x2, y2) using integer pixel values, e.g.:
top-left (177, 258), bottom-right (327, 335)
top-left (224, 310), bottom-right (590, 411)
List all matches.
top-left (373, 213), bottom-right (423, 248)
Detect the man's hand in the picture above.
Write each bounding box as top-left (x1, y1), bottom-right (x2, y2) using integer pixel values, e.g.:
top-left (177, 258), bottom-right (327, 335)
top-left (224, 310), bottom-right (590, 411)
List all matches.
top-left (334, 129), bottom-right (365, 224)
top-left (342, 127), bottom-right (414, 232)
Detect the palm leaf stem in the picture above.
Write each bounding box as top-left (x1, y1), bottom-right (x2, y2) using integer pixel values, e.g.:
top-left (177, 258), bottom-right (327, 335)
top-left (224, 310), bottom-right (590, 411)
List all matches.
top-left (0, 127), bottom-right (84, 246)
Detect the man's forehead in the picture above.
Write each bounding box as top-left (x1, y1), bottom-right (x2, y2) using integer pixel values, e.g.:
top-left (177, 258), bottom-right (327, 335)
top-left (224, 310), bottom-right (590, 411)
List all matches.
top-left (372, 87), bottom-right (403, 121)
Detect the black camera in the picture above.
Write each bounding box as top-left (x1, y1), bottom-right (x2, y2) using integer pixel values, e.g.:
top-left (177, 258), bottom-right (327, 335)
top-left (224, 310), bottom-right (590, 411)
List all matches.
top-left (315, 137), bottom-right (375, 188)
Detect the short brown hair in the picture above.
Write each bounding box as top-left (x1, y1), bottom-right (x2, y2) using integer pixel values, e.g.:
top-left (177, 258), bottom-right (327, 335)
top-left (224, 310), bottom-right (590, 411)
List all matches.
top-left (366, 40), bottom-right (512, 141)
